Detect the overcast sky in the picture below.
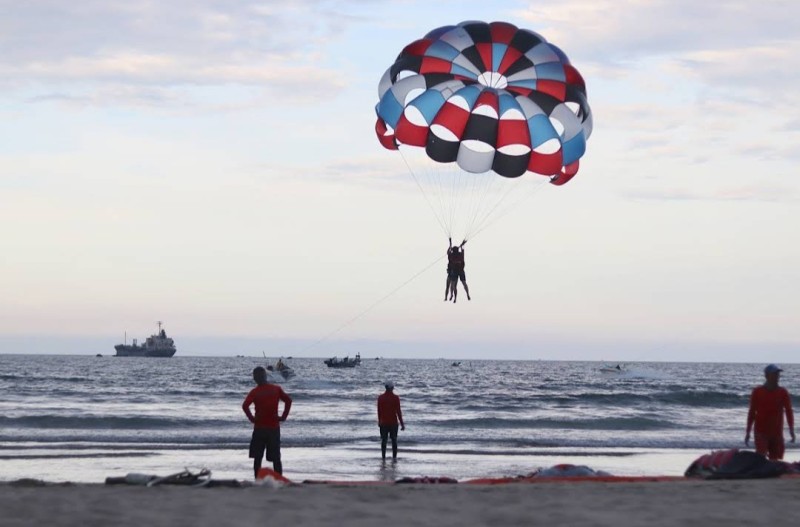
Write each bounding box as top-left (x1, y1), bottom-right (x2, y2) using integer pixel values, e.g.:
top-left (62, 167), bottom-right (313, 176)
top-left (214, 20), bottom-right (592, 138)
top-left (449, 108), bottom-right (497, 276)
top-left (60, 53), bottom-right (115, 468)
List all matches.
top-left (1, 0), bottom-right (798, 361)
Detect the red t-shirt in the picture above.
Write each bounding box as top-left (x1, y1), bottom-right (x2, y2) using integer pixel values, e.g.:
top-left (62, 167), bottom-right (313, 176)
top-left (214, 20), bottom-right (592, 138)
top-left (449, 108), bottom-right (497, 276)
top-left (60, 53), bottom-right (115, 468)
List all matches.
top-left (242, 383), bottom-right (292, 429)
top-left (748, 386), bottom-right (794, 437)
top-left (378, 391), bottom-right (404, 427)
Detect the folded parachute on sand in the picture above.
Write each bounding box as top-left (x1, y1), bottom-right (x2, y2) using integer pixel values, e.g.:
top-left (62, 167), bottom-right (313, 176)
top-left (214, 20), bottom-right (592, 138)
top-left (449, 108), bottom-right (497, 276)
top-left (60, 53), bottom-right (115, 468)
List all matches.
top-left (684, 449), bottom-right (798, 479)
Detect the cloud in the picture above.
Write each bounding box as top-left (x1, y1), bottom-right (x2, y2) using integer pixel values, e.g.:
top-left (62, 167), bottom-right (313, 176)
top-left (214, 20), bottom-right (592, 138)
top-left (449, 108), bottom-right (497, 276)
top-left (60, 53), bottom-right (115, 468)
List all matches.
top-left (514, 1), bottom-right (800, 109)
top-left (255, 153), bottom-right (414, 191)
top-left (514, 0), bottom-right (799, 62)
top-left (623, 184), bottom-right (798, 203)
top-left (779, 118), bottom-right (800, 132)
top-left (0, 0), bottom-right (353, 60)
top-left (0, 0), bottom-right (366, 106)
top-left (3, 52), bottom-right (346, 106)
top-left (324, 155), bottom-right (412, 187)
top-left (670, 44), bottom-right (800, 98)
top-left (24, 86), bottom-right (187, 108)
top-left (736, 143), bottom-right (800, 163)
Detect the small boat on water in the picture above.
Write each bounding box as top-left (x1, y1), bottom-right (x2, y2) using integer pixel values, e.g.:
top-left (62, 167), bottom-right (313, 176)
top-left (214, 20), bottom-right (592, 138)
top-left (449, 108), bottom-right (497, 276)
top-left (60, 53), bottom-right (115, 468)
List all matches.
top-left (264, 354), bottom-right (295, 380)
top-left (599, 364), bottom-right (626, 374)
top-left (268, 366), bottom-right (295, 381)
top-left (451, 361), bottom-right (462, 367)
top-left (324, 353), bottom-right (361, 368)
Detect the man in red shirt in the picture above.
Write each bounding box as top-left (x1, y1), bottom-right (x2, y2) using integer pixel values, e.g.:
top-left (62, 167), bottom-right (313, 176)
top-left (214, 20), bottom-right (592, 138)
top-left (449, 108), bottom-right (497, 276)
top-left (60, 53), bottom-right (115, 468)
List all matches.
top-left (377, 381), bottom-right (405, 460)
top-left (745, 364), bottom-right (795, 460)
top-left (242, 366), bottom-right (292, 477)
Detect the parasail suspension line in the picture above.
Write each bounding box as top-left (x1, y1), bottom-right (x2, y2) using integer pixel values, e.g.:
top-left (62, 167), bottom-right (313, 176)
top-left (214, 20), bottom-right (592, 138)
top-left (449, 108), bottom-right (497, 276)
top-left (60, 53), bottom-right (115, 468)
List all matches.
top-left (297, 252), bottom-right (446, 355)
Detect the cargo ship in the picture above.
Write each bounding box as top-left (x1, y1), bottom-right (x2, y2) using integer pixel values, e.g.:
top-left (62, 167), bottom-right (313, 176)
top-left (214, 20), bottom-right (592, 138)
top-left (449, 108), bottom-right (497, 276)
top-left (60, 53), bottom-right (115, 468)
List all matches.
top-left (114, 322), bottom-right (176, 357)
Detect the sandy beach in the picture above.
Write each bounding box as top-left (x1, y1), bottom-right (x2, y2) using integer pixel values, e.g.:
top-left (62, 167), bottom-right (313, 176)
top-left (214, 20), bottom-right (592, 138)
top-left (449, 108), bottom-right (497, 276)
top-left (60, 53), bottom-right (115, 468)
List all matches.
top-left (3, 478), bottom-right (799, 527)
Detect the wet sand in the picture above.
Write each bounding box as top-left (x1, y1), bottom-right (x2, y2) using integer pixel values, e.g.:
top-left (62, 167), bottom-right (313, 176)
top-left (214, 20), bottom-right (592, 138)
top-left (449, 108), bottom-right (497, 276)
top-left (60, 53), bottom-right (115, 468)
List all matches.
top-left (3, 477), bottom-right (799, 527)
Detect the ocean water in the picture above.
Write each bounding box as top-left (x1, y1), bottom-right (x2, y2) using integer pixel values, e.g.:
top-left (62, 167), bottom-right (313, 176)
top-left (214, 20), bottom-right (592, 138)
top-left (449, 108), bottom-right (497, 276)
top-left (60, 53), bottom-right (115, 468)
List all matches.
top-left (0, 355), bottom-right (796, 483)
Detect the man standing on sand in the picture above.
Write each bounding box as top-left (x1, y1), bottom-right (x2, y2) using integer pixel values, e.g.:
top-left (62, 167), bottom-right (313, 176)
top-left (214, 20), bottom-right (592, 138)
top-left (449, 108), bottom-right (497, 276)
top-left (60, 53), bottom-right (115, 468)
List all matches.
top-left (378, 381), bottom-right (405, 460)
top-left (745, 364), bottom-right (795, 460)
top-left (243, 366), bottom-right (292, 477)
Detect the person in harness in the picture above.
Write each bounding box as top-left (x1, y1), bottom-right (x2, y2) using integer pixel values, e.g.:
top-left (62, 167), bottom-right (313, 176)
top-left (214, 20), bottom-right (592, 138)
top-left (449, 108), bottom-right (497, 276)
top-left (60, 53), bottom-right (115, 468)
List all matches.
top-left (445, 238), bottom-right (471, 303)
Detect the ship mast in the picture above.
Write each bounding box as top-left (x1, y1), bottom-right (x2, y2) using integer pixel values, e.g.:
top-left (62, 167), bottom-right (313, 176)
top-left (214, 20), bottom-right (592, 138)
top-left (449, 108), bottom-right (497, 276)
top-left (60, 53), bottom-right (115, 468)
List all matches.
top-left (157, 321), bottom-right (163, 333)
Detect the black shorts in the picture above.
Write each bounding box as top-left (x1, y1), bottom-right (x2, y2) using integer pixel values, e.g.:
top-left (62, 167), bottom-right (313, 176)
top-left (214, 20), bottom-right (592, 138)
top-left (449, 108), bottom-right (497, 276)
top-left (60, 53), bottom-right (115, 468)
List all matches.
top-left (448, 269), bottom-right (466, 282)
top-left (249, 428), bottom-right (281, 462)
top-left (379, 425), bottom-right (399, 441)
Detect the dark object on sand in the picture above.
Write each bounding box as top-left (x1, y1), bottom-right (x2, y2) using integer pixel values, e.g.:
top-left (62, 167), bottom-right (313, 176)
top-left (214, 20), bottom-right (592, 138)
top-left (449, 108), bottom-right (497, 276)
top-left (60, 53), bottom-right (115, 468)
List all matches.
top-left (105, 468), bottom-right (212, 487)
top-left (685, 449), bottom-right (790, 479)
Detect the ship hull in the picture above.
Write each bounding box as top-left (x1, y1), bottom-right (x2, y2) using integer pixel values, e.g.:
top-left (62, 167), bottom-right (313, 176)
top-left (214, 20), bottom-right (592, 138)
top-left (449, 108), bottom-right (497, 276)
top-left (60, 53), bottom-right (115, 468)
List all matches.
top-left (114, 345), bottom-right (176, 358)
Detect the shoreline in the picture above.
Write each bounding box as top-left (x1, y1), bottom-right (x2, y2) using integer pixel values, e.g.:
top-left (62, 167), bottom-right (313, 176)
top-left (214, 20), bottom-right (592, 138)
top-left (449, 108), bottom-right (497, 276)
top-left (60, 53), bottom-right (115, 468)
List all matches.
top-left (0, 445), bottom-right (718, 483)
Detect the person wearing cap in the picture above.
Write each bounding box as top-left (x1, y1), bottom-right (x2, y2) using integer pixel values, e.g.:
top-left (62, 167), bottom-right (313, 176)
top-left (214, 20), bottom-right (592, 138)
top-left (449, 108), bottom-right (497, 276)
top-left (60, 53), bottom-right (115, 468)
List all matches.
top-left (377, 381), bottom-right (405, 460)
top-left (745, 364), bottom-right (795, 460)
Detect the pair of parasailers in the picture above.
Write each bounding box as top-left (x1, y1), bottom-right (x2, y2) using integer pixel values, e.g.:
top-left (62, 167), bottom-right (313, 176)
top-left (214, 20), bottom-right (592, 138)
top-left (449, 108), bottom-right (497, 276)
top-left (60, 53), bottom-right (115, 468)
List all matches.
top-left (445, 238), bottom-right (470, 303)
top-left (242, 367), bottom-right (405, 477)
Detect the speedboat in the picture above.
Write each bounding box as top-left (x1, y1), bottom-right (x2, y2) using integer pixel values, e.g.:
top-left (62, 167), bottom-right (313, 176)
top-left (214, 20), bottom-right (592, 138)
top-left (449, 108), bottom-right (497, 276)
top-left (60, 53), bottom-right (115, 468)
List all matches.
top-left (599, 364), bottom-right (626, 374)
top-left (266, 360), bottom-right (295, 380)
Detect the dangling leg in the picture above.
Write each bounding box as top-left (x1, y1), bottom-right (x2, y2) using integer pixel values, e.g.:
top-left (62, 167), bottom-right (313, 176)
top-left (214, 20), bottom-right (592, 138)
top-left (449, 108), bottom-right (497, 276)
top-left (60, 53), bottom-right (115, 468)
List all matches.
top-left (460, 271), bottom-right (470, 301)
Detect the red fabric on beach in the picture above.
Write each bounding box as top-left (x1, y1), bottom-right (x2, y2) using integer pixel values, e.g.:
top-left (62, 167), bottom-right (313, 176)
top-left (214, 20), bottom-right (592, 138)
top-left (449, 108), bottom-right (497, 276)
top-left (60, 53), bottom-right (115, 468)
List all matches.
top-left (242, 384), bottom-right (292, 429)
top-left (256, 468), bottom-right (293, 484)
top-left (378, 392), bottom-right (403, 426)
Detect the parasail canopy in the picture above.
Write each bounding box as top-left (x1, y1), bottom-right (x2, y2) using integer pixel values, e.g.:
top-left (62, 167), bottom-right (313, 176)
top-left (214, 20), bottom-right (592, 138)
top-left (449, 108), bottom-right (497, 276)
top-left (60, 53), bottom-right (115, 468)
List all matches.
top-left (375, 21), bottom-right (593, 239)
